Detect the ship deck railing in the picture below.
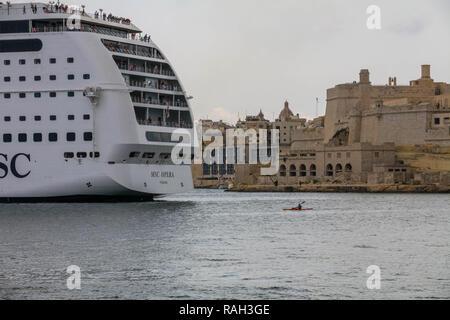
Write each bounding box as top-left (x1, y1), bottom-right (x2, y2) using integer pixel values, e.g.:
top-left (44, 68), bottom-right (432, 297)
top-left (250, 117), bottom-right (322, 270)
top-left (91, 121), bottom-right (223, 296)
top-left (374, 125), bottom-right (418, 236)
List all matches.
top-left (128, 81), bottom-right (182, 93)
top-left (105, 44), bottom-right (164, 60)
top-left (132, 99), bottom-right (189, 108)
top-left (117, 65), bottom-right (175, 77)
top-left (136, 119), bottom-right (193, 129)
top-left (30, 25), bottom-right (130, 39)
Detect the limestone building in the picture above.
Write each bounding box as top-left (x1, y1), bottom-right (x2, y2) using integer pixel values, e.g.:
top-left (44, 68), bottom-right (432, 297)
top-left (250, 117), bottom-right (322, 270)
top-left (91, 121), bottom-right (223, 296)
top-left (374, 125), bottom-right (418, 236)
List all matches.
top-left (236, 64), bottom-right (450, 189)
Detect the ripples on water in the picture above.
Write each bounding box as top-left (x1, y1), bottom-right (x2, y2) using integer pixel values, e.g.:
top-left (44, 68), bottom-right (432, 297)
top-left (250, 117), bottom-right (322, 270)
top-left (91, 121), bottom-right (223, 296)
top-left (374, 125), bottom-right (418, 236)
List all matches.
top-left (0, 190), bottom-right (449, 299)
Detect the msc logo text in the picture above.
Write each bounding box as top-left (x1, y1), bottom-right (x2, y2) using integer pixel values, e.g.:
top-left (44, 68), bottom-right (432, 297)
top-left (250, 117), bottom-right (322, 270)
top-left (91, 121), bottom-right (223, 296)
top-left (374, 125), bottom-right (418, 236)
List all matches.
top-left (0, 153), bottom-right (31, 179)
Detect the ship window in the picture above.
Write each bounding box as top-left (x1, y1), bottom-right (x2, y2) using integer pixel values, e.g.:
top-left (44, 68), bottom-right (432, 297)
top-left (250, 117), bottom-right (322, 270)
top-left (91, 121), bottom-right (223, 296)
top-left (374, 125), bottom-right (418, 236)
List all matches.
top-left (34, 59), bottom-right (41, 64)
top-left (68, 74), bottom-right (75, 80)
top-left (3, 134), bottom-right (12, 143)
top-left (0, 21), bottom-right (29, 34)
top-left (67, 57), bottom-right (74, 63)
top-left (68, 91), bottom-right (75, 97)
top-left (68, 115), bottom-right (75, 120)
top-left (77, 152), bottom-right (87, 158)
top-left (83, 114), bottom-right (90, 120)
top-left (83, 74), bottom-right (90, 80)
top-left (64, 152), bottom-right (74, 159)
top-left (19, 93), bottom-right (26, 98)
top-left (34, 76), bottom-right (41, 81)
top-left (89, 152), bottom-right (100, 158)
top-left (145, 132), bottom-right (176, 142)
top-left (50, 115), bottom-right (57, 121)
top-left (50, 92), bottom-right (56, 98)
top-left (19, 116), bottom-right (26, 121)
top-left (4, 116), bottom-right (11, 122)
top-left (34, 116), bottom-right (41, 121)
top-left (4, 76), bottom-right (11, 82)
top-left (33, 133), bottom-right (42, 142)
top-left (142, 153), bottom-right (155, 159)
top-left (19, 59), bottom-right (26, 65)
top-left (49, 133), bottom-right (58, 142)
top-left (84, 132), bottom-right (93, 141)
top-left (67, 132), bottom-right (76, 142)
top-left (34, 92), bottom-right (41, 98)
top-left (19, 76), bottom-right (26, 82)
top-left (49, 58), bottom-right (56, 64)
top-left (0, 39), bottom-right (43, 52)
top-left (49, 75), bottom-right (56, 81)
top-left (4, 60), bottom-right (10, 65)
top-left (129, 152), bottom-right (141, 158)
top-left (18, 133), bottom-right (27, 143)
top-left (4, 93), bottom-right (11, 99)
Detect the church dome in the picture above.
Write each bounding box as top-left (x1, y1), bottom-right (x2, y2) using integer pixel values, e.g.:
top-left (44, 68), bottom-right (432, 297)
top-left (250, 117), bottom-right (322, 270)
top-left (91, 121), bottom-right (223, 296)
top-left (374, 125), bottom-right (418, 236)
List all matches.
top-left (279, 100), bottom-right (293, 121)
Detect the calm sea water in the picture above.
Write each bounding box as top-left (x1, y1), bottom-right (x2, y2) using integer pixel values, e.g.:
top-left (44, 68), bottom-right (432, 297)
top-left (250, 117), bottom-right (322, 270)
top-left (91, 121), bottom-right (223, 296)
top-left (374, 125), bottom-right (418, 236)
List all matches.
top-left (0, 190), bottom-right (448, 300)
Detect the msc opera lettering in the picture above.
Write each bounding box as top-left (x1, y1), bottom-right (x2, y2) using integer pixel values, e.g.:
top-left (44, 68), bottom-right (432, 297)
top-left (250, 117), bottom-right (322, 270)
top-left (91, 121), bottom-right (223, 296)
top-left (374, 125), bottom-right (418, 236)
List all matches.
top-left (151, 171), bottom-right (175, 178)
top-left (0, 153), bottom-right (31, 179)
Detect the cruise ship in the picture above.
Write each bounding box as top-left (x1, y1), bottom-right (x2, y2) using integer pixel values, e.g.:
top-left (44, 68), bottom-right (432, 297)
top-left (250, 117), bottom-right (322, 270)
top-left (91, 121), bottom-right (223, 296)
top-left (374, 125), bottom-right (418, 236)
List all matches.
top-left (0, 2), bottom-right (195, 201)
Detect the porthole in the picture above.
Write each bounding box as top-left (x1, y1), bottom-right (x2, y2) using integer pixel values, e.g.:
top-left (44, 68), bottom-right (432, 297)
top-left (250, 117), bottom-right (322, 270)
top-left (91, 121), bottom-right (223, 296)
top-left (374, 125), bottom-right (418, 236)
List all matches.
top-left (66, 132), bottom-right (76, 142)
top-left (3, 134), bottom-right (12, 143)
top-left (83, 132), bottom-right (93, 141)
top-left (49, 132), bottom-right (58, 142)
top-left (33, 133), bottom-right (42, 142)
top-left (18, 133), bottom-right (27, 142)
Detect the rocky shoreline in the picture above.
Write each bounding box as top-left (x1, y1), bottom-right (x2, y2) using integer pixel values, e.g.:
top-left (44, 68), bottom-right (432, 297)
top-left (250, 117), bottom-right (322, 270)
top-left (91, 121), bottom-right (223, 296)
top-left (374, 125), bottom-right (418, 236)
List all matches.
top-left (226, 184), bottom-right (450, 193)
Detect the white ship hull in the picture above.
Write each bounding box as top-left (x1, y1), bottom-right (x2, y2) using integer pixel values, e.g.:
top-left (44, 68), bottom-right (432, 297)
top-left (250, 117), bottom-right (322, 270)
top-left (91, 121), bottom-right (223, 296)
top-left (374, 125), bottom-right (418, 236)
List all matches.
top-left (1, 144), bottom-right (193, 201)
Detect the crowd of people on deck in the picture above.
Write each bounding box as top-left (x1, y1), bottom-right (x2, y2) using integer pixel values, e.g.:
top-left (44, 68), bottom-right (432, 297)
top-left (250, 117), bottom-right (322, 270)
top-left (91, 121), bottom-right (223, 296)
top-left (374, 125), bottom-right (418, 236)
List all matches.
top-left (21, 2), bottom-right (132, 25)
top-left (94, 11), bottom-right (131, 25)
top-left (105, 41), bottom-right (163, 59)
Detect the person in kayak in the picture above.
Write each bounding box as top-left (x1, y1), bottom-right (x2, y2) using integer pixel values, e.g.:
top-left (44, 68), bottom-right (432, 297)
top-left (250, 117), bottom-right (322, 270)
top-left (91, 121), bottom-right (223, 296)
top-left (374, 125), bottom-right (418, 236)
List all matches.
top-left (297, 201), bottom-right (306, 210)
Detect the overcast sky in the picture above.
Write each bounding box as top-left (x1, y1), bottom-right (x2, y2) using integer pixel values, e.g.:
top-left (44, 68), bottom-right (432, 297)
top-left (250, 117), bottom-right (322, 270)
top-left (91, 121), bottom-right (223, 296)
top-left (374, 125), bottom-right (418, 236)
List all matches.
top-left (11, 0), bottom-right (450, 122)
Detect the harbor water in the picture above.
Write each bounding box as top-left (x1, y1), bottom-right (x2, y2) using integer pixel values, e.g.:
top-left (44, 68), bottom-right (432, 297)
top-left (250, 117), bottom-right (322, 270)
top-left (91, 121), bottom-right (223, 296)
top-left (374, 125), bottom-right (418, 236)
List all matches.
top-left (0, 190), bottom-right (448, 299)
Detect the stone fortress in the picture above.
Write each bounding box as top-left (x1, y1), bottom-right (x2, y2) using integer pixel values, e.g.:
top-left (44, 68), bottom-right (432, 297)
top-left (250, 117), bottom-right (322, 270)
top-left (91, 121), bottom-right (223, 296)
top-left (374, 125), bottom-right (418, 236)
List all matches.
top-left (193, 65), bottom-right (450, 192)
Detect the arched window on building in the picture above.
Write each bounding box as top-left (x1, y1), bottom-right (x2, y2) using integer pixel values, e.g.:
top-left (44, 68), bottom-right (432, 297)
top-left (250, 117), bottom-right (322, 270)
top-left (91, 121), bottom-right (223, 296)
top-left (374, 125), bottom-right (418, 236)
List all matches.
top-left (300, 164), bottom-right (307, 177)
top-left (280, 165), bottom-right (287, 177)
top-left (345, 164), bottom-right (353, 172)
top-left (336, 164), bottom-right (343, 174)
top-left (326, 164), bottom-right (334, 176)
top-left (310, 164), bottom-right (317, 177)
top-left (289, 165), bottom-right (297, 177)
